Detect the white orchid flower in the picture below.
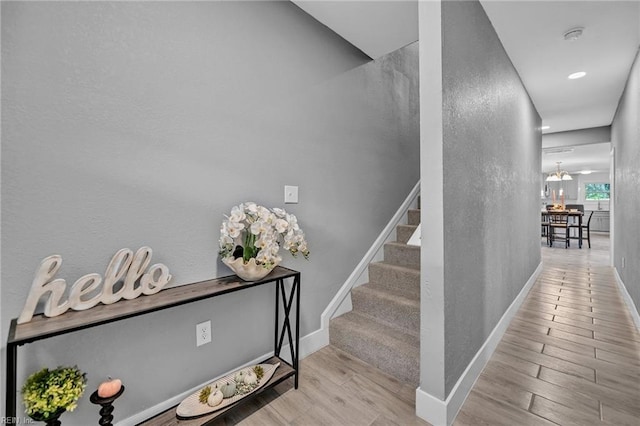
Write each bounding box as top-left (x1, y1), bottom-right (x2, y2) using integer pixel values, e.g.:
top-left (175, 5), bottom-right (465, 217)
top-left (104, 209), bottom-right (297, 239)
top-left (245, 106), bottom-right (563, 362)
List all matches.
top-left (226, 221), bottom-right (245, 238)
top-left (219, 202), bottom-right (309, 266)
top-left (250, 220), bottom-right (268, 235)
top-left (229, 205), bottom-right (246, 223)
top-left (244, 202), bottom-right (258, 214)
top-left (255, 237), bottom-right (269, 249)
top-left (275, 218), bottom-right (289, 233)
top-left (257, 206), bottom-right (271, 219)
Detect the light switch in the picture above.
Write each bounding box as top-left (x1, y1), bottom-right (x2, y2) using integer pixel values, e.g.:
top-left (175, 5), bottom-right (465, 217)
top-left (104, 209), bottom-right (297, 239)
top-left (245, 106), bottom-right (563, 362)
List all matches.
top-left (284, 185), bottom-right (298, 204)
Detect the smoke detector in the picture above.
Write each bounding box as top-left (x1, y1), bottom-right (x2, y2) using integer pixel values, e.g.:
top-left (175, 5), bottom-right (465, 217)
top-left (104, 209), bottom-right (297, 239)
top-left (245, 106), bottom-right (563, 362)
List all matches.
top-left (564, 27), bottom-right (584, 41)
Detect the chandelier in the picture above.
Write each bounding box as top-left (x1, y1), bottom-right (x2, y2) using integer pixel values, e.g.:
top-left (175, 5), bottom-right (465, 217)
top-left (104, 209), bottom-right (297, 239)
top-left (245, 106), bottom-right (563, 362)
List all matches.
top-left (546, 161), bottom-right (572, 181)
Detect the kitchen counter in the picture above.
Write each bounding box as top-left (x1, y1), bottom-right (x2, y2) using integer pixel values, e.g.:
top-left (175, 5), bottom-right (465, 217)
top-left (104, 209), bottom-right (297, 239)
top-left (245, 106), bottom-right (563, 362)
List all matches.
top-left (585, 210), bottom-right (610, 232)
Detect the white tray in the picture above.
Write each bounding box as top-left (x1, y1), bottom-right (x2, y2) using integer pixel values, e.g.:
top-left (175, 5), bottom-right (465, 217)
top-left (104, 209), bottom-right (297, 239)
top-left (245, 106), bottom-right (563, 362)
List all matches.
top-left (176, 363), bottom-right (279, 419)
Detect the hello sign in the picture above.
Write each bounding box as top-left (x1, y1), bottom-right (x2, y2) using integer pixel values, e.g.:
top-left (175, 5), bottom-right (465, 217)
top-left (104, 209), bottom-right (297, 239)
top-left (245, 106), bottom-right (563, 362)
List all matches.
top-left (18, 247), bottom-right (172, 324)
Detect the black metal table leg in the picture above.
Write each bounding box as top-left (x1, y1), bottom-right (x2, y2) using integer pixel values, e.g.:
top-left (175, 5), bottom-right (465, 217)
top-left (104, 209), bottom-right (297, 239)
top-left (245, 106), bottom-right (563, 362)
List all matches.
top-left (273, 274), bottom-right (300, 388)
top-left (6, 342), bottom-right (17, 419)
top-left (294, 274), bottom-right (300, 389)
top-left (274, 279), bottom-right (280, 357)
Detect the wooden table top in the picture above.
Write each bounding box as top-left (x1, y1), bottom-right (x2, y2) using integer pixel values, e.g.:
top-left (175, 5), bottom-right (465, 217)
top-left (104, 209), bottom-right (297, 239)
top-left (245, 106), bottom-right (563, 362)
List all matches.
top-left (542, 210), bottom-right (583, 215)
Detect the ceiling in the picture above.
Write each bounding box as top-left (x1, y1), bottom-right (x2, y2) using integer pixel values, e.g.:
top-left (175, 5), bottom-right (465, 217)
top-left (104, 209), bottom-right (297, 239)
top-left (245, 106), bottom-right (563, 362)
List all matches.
top-left (542, 142), bottom-right (611, 175)
top-left (292, 0), bottom-right (640, 172)
top-left (481, 0), bottom-right (640, 135)
top-left (292, 1), bottom-right (418, 59)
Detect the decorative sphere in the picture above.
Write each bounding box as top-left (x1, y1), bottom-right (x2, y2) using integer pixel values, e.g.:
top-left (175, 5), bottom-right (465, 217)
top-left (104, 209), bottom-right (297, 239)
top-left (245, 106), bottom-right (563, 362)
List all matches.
top-left (97, 378), bottom-right (122, 398)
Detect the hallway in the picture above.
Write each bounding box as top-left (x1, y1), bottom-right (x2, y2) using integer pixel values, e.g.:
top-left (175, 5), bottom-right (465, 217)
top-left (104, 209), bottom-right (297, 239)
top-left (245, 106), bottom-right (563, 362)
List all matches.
top-left (455, 233), bottom-right (640, 425)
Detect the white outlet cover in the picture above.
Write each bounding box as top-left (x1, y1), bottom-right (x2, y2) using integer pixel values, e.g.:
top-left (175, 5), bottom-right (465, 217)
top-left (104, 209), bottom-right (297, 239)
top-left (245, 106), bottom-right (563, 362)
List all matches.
top-left (284, 185), bottom-right (298, 204)
top-left (196, 320), bottom-right (212, 347)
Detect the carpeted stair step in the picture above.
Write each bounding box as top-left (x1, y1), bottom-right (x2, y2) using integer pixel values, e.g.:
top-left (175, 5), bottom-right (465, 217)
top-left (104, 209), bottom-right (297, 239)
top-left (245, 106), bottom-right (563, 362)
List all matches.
top-left (352, 284), bottom-right (419, 334)
top-left (368, 261), bottom-right (420, 300)
top-left (383, 241), bottom-right (420, 268)
top-left (396, 224), bottom-right (418, 244)
top-left (329, 311), bottom-right (419, 386)
top-left (408, 209), bottom-right (420, 226)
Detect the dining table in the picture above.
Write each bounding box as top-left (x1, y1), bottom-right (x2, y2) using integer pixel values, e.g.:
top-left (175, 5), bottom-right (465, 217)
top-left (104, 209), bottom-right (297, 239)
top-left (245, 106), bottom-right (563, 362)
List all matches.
top-left (542, 209), bottom-right (584, 248)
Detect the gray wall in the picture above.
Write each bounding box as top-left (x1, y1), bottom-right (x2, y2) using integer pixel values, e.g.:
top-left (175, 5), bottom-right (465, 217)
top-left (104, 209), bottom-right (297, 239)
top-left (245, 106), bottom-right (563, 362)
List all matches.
top-left (1, 2), bottom-right (419, 422)
top-left (440, 0), bottom-right (541, 396)
top-left (612, 47), bottom-right (640, 315)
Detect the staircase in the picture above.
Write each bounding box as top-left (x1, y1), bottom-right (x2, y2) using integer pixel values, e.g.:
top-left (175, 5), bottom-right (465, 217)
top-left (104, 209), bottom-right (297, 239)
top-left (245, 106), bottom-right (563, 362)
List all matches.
top-left (329, 206), bottom-right (420, 385)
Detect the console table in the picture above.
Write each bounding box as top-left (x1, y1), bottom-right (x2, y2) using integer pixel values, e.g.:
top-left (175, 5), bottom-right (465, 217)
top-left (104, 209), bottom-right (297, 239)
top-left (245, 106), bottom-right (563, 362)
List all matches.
top-left (5, 266), bottom-right (300, 424)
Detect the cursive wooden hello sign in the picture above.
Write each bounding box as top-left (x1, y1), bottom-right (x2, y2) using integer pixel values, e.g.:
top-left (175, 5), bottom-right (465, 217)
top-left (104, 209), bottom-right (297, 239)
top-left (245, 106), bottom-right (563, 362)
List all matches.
top-left (18, 247), bottom-right (172, 324)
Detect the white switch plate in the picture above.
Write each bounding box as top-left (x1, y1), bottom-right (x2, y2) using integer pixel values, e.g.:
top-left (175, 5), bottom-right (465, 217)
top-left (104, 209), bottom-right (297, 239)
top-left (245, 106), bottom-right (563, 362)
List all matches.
top-left (196, 320), bottom-right (212, 347)
top-left (284, 185), bottom-right (298, 204)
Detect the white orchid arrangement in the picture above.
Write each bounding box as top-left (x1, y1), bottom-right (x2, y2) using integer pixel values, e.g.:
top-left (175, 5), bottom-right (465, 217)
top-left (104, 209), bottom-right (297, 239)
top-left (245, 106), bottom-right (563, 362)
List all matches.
top-left (219, 202), bottom-right (309, 268)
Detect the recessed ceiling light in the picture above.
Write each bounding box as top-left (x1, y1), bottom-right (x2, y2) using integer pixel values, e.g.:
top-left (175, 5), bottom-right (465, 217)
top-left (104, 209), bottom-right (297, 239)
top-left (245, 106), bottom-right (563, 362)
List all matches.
top-left (541, 125), bottom-right (550, 130)
top-left (580, 170), bottom-right (593, 175)
top-left (568, 71), bottom-right (587, 80)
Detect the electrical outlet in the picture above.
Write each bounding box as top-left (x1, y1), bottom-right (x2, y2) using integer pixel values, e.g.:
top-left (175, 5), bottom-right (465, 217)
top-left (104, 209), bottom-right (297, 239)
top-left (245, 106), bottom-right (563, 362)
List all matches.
top-left (622, 257), bottom-right (625, 268)
top-left (196, 321), bottom-right (212, 347)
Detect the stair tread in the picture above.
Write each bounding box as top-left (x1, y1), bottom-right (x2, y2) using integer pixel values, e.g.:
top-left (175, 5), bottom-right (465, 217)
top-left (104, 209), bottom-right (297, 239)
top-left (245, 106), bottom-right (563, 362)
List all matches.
top-left (353, 283), bottom-right (419, 306)
top-left (352, 283), bottom-right (419, 334)
top-left (370, 260), bottom-right (420, 273)
top-left (407, 209), bottom-right (420, 226)
top-left (330, 311), bottom-right (419, 385)
top-left (385, 241), bottom-right (420, 249)
top-left (396, 224), bottom-right (418, 244)
top-left (384, 241), bottom-right (420, 268)
top-left (368, 262), bottom-right (420, 300)
top-left (331, 310), bottom-right (419, 346)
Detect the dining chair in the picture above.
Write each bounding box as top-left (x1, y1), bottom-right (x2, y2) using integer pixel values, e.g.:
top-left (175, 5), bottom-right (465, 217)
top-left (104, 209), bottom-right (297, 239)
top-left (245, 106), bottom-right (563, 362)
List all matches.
top-left (564, 205), bottom-right (584, 241)
top-left (584, 211), bottom-right (594, 248)
top-left (548, 212), bottom-right (570, 248)
top-left (541, 211), bottom-right (551, 243)
top-left (569, 211), bottom-right (593, 248)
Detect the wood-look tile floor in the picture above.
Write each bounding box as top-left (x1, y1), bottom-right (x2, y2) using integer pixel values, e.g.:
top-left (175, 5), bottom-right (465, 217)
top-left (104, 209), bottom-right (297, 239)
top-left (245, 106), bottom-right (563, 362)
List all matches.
top-left (207, 344), bottom-right (428, 426)
top-left (455, 233), bottom-right (640, 425)
top-left (206, 232), bottom-right (639, 425)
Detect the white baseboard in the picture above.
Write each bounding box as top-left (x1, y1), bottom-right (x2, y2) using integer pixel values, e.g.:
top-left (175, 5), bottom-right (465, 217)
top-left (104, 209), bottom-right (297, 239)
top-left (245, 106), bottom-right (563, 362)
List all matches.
top-left (416, 261), bottom-right (543, 426)
top-left (279, 327), bottom-right (329, 365)
top-left (117, 329), bottom-right (329, 425)
top-left (415, 388), bottom-right (447, 426)
top-left (613, 268), bottom-right (640, 330)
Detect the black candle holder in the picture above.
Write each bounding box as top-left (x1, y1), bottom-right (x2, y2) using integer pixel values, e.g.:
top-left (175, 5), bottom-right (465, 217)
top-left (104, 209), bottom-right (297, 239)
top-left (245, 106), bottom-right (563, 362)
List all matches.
top-left (89, 386), bottom-right (125, 426)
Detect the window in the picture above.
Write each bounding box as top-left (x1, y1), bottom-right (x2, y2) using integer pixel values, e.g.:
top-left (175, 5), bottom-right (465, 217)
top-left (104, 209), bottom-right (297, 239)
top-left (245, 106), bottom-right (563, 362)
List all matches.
top-left (584, 183), bottom-right (610, 200)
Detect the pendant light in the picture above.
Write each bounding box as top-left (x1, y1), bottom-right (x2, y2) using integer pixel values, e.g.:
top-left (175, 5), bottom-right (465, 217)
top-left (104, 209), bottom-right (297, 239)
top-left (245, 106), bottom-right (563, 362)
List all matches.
top-left (546, 162), bottom-right (572, 181)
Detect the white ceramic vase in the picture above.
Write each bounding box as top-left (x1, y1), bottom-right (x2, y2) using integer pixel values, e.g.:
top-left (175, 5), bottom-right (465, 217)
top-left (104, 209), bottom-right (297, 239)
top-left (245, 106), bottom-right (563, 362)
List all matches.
top-left (222, 257), bottom-right (279, 281)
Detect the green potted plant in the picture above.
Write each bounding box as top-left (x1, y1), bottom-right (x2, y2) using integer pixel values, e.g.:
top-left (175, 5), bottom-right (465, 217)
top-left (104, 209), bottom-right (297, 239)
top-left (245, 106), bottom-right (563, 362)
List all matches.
top-left (22, 365), bottom-right (87, 425)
